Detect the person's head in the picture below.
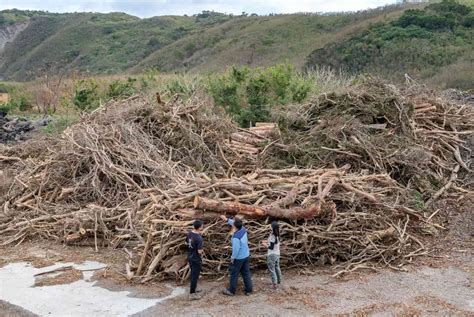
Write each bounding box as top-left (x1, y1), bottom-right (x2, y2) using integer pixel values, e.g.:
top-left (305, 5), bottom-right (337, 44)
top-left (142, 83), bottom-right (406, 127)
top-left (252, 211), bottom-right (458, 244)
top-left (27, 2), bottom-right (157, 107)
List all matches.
top-left (193, 219), bottom-right (204, 231)
top-left (271, 221), bottom-right (279, 236)
top-left (271, 221), bottom-right (280, 243)
top-left (233, 218), bottom-right (243, 230)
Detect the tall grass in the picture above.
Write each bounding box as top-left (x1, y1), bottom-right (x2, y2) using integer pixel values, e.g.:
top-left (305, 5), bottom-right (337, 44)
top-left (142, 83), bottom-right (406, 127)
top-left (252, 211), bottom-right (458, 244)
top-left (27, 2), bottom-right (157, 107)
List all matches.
top-left (2, 65), bottom-right (358, 131)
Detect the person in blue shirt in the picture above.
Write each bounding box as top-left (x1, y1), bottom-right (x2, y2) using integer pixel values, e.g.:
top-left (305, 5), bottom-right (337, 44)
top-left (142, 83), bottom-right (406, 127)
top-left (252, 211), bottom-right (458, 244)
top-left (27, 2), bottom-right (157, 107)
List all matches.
top-left (220, 215), bottom-right (253, 296)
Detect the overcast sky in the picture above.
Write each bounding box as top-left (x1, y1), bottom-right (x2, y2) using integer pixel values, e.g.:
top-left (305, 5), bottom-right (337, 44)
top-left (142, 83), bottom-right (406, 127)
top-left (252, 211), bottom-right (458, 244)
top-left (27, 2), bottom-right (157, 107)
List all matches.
top-left (1, 0), bottom-right (400, 17)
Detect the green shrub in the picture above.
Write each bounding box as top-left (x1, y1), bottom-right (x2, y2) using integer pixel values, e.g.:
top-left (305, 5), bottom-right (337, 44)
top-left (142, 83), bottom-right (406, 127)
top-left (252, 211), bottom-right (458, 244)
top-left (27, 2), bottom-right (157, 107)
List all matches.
top-left (0, 103), bottom-right (15, 114)
top-left (0, 83), bottom-right (9, 93)
top-left (73, 79), bottom-right (100, 111)
top-left (166, 76), bottom-right (198, 98)
top-left (106, 77), bottom-right (137, 99)
top-left (12, 94), bottom-right (31, 112)
top-left (462, 12), bottom-right (474, 27)
top-left (289, 77), bottom-right (312, 103)
top-left (42, 116), bottom-right (76, 134)
top-left (208, 64), bottom-right (313, 127)
top-left (427, 0), bottom-right (472, 18)
top-left (0, 90), bottom-right (32, 113)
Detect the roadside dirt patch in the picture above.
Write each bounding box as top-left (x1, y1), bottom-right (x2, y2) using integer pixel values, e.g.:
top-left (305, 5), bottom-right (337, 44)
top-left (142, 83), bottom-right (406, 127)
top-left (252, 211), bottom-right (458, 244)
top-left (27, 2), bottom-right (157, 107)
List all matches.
top-left (34, 268), bottom-right (83, 287)
top-left (0, 241), bottom-right (472, 316)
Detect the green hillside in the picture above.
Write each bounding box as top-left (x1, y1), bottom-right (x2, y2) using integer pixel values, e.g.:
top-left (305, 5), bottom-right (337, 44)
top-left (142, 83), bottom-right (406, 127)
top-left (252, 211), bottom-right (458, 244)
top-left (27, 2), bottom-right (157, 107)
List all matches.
top-left (132, 7), bottom-right (410, 73)
top-left (306, 0), bottom-right (474, 89)
top-left (1, 2), bottom-right (472, 88)
top-left (0, 10), bottom-right (220, 79)
top-left (0, 6), bottom-right (414, 81)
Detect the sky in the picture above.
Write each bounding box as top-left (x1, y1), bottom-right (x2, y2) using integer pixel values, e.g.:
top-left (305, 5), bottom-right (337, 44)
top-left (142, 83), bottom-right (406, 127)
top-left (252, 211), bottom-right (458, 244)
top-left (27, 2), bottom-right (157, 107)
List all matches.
top-left (0, 0), bottom-right (400, 18)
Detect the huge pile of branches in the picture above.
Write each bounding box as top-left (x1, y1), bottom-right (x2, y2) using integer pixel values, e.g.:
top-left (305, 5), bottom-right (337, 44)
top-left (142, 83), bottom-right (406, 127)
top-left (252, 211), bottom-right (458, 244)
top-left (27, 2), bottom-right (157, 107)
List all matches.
top-left (0, 80), bottom-right (472, 281)
top-left (272, 80), bottom-right (473, 198)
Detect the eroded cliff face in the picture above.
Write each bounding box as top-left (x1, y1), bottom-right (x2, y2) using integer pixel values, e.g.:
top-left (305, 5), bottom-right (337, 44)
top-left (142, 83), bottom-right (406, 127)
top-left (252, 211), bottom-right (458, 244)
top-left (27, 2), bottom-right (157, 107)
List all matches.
top-left (0, 22), bottom-right (29, 51)
top-left (0, 22), bottom-right (29, 78)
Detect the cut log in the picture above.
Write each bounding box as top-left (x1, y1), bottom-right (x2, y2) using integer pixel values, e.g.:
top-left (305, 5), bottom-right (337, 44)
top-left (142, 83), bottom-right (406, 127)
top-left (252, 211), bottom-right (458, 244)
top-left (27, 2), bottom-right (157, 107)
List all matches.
top-left (193, 196), bottom-right (329, 220)
top-left (174, 208), bottom-right (221, 221)
top-left (266, 204), bottom-right (322, 220)
top-left (194, 196), bottom-right (266, 218)
top-left (162, 254), bottom-right (188, 275)
top-left (65, 228), bottom-right (87, 244)
top-left (230, 133), bottom-right (264, 145)
top-left (255, 122), bottom-right (276, 128)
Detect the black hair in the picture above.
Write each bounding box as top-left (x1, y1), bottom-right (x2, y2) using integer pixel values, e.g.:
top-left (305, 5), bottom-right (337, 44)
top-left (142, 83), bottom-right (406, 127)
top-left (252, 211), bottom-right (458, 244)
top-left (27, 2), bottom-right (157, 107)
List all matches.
top-left (271, 221), bottom-right (280, 244)
top-left (193, 219), bottom-right (203, 230)
top-left (234, 218), bottom-right (243, 230)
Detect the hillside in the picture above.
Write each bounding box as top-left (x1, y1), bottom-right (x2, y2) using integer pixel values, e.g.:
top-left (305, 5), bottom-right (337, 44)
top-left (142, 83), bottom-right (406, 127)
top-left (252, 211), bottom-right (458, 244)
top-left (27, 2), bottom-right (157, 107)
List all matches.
top-left (306, 0), bottom-right (474, 89)
top-left (0, 5), bottom-right (415, 81)
top-left (1, 2), bottom-right (472, 88)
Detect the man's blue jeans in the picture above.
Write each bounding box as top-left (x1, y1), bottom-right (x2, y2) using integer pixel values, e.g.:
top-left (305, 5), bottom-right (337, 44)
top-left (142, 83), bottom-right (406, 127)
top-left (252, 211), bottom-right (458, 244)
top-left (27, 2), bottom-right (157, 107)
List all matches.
top-left (228, 257), bottom-right (253, 294)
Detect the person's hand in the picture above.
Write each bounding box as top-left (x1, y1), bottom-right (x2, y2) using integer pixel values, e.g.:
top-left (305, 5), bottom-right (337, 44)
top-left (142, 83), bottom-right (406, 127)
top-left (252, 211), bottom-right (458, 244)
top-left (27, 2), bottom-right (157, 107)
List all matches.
top-left (261, 240), bottom-right (268, 247)
top-left (219, 215), bottom-right (227, 221)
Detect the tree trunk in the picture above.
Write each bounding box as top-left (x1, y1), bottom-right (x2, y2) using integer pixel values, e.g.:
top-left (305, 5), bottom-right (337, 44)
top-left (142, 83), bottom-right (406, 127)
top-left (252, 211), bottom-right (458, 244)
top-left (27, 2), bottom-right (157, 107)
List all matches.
top-left (194, 196), bottom-right (266, 218)
top-left (193, 196), bottom-right (330, 220)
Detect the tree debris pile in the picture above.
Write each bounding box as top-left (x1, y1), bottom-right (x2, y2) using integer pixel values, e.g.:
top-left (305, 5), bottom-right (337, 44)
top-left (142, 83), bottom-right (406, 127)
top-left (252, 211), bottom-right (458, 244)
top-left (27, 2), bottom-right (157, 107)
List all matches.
top-left (0, 80), bottom-right (472, 281)
top-left (272, 81), bottom-right (473, 198)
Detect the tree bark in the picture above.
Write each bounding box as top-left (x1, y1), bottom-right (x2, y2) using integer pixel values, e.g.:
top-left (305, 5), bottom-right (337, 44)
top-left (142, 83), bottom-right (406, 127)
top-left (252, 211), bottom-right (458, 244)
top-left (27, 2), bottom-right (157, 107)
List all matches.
top-left (194, 196), bottom-right (266, 218)
top-left (193, 196), bottom-right (327, 220)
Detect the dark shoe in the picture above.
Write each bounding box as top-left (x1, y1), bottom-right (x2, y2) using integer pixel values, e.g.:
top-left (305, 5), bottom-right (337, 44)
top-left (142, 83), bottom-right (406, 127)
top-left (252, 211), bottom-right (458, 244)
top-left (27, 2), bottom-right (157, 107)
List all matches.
top-left (245, 291), bottom-right (253, 296)
top-left (195, 289), bottom-right (202, 293)
top-left (222, 289), bottom-right (234, 296)
top-left (272, 284), bottom-right (278, 290)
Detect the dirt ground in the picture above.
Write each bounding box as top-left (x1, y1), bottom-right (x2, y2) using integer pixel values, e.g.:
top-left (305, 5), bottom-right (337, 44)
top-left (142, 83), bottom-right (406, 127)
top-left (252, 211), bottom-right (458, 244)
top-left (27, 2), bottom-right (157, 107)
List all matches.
top-left (0, 240), bottom-right (472, 317)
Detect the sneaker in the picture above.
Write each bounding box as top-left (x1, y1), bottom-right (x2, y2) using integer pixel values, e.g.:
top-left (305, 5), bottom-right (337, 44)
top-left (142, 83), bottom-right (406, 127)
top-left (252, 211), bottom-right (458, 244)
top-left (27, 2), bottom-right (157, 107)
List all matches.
top-left (189, 293), bottom-right (202, 300)
top-left (195, 289), bottom-right (202, 293)
top-left (245, 291), bottom-right (253, 296)
top-left (272, 284), bottom-right (278, 290)
top-left (222, 289), bottom-right (234, 296)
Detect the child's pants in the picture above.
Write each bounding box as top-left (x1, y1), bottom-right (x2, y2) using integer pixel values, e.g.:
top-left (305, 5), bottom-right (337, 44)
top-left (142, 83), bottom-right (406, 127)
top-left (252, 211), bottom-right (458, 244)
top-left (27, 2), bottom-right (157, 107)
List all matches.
top-left (267, 254), bottom-right (282, 284)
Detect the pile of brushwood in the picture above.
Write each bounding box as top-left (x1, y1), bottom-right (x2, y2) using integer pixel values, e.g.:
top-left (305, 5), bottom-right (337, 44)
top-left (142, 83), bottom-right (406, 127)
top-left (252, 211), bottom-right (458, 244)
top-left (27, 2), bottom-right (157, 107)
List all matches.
top-left (0, 79), bottom-right (472, 281)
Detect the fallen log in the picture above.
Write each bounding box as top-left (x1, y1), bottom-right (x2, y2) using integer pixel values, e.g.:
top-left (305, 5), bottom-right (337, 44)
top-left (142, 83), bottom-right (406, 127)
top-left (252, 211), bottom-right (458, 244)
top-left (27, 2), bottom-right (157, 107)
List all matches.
top-left (194, 196), bottom-right (266, 218)
top-left (193, 196), bottom-right (329, 220)
top-left (230, 133), bottom-right (264, 145)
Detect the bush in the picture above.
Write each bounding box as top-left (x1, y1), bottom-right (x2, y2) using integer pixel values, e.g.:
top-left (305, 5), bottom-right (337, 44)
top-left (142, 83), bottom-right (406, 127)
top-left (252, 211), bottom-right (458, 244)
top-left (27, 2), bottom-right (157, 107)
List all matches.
top-left (208, 64), bottom-right (313, 127)
top-left (462, 12), bottom-right (474, 27)
top-left (107, 78), bottom-right (137, 99)
top-left (42, 115), bottom-right (77, 135)
top-left (166, 76), bottom-right (199, 98)
top-left (427, 0), bottom-right (472, 18)
top-left (73, 79), bottom-right (100, 111)
top-left (0, 83), bottom-right (9, 93)
top-left (0, 89), bottom-right (32, 113)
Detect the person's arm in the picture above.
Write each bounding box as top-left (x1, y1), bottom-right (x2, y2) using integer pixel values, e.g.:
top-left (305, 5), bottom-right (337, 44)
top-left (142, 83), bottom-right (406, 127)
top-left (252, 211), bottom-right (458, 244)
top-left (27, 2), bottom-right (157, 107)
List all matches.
top-left (197, 237), bottom-right (204, 255)
top-left (268, 235), bottom-right (275, 250)
top-left (220, 214), bottom-right (234, 226)
top-left (231, 237), bottom-right (240, 262)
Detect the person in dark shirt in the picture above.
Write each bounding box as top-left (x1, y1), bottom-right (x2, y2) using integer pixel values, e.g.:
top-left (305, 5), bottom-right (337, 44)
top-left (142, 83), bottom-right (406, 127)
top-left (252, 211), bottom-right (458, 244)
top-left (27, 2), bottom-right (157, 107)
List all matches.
top-left (186, 219), bottom-right (204, 300)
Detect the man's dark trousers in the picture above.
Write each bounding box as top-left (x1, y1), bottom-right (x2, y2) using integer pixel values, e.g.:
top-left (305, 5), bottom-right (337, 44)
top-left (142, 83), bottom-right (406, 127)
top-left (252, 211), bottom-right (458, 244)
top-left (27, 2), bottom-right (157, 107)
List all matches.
top-left (229, 257), bottom-right (252, 294)
top-left (189, 259), bottom-right (202, 293)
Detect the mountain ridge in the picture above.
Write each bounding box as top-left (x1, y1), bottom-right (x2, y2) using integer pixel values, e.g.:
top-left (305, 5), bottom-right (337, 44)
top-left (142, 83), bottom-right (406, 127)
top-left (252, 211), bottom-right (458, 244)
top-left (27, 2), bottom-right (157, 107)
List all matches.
top-left (1, 1), bottom-right (472, 89)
